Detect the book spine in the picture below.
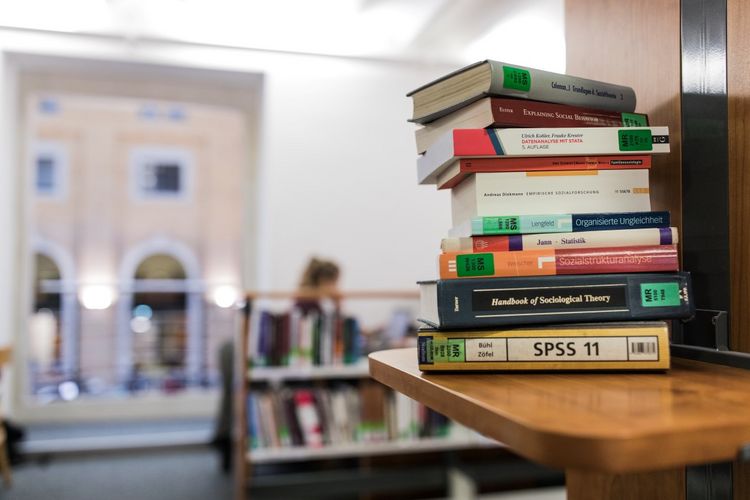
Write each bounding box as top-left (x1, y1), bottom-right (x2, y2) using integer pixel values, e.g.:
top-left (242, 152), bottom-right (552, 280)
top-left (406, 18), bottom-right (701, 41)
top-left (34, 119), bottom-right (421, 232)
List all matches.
top-left (416, 328), bottom-right (670, 371)
top-left (437, 155), bottom-right (652, 190)
top-left (486, 61), bottom-right (637, 113)
top-left (418, 126), bottom-right (669, 185)
top-left (454, 170), bottom-right (651, 220)
top-left (458, 127), bottom-right (670, 156)
top-left (439, 246), bottom-right (678, 279)
top-left (470, 211), bottom-right (671, 235)
top-left (487, 98), bottom-right (648, 127)
top-left (429, 272), bottom-right (694, 329)
top-left (441, 227), bottom-right (678, 253)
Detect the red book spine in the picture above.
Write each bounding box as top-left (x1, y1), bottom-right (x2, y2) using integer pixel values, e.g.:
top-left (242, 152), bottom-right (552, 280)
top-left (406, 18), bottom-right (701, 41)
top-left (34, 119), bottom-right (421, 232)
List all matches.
top-left (554, 245), bottom-right (678, 274)
top-left (472, 235), bottom-right (511, 252)
top-left (438, 155), bottom-right (652, 189)
top-left (487, 98), bottom-right (648, 128)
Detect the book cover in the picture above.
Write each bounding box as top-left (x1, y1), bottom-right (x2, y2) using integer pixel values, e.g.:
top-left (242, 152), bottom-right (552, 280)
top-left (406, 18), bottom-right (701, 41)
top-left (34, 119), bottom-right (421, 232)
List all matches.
top-left (417, 272), bottom-right (694, 329)
top-left (436, 155), bottom-right (652, 190)
top-left (418, 126), bottom-right (670, 185)
top-left (439, 245), bottom-right (678, 279)
top-left (451, 170), bottom-right (651, 227)
top-left (416, 96), bottom-right (649, 154)
top-left (408, 60), bottom-right (637, 123)
top-left (441, 227), bottom-right (678, 253)
top-left (448, 211), bottom-right (671, 238)
top-left (417, 322), bottom-right (670, 371)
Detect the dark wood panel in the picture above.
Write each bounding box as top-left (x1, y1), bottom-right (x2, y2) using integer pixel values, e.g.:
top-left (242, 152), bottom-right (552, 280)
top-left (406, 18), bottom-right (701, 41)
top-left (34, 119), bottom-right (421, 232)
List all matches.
top-left (567, 468), bottom-right (684, 500)
top-left (729, 4), bottom-right (750, 498)
top-left (728, 0), bottom-right (750, 356)
top-left (565, 0), bottom-right (682, 230)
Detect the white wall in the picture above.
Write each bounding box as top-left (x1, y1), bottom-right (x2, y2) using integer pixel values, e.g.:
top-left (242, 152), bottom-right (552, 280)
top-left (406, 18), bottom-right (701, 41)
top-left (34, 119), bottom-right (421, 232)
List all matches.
top-left (0, 30), bottom-right (455, 343)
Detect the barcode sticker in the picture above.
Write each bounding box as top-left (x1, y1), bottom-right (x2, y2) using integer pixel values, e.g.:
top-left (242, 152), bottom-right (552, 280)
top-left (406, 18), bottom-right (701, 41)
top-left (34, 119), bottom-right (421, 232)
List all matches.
top-left (627, 336), bottom-right (659, 361)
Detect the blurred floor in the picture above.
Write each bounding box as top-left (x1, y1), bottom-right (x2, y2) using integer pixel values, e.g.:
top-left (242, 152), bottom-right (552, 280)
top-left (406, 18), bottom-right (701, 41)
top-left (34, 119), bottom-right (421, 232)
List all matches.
top-left (6, 446), bottom-right (231, 500)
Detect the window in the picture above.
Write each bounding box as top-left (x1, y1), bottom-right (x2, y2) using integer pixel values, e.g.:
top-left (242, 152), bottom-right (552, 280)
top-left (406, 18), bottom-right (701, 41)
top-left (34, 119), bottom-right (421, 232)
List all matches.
top-left (131, 147), bottom-right (193, 200)
top-left (32, 141), bottom-right (68, 199)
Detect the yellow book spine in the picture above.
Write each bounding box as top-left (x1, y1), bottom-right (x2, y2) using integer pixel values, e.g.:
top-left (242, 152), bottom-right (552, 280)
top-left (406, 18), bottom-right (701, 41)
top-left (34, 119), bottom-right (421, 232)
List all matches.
top-left (417, 324), bottom-right (670, 371)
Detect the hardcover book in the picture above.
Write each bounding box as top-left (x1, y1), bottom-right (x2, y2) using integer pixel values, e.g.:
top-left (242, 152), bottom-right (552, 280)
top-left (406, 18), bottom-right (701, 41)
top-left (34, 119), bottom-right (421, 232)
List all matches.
top-left (418, 127), bottom-right (669, 185)
top-left (441, 227), bottom-right (678, 253)
top-left (439, 245), bottom-right (678, 279)
top-left (417, 322), bottom-right (670, 371)
top-left (449, 211), bottom-right (671, 238)
top-left (415, 96), bottom-right (649, 154)
top-left (451, 170), bottom-right (651, 228)
top-left (417, 272), bottom-right (694, 329)
top-left (436, 155), bottom-right (651, 190)
top-left (408, 60), bottom-right (637, 124)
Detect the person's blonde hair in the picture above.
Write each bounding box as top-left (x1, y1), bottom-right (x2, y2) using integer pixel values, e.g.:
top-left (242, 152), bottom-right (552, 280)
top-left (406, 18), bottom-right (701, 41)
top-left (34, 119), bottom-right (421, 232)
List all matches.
top-left (299, 257), bottom-right (340, 289)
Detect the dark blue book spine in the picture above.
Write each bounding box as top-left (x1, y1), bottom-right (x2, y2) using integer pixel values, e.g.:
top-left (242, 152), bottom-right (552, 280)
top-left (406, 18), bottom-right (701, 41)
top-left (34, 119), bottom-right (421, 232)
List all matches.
top-left (571, 211), bottom-right (670, 232)
top-left (422, 272), bottom-right (693, 329)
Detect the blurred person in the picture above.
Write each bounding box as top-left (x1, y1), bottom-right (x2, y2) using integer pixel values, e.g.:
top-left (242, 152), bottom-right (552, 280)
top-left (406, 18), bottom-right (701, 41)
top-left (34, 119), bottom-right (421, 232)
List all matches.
top-left (295, 257), bottom-right (341, 314)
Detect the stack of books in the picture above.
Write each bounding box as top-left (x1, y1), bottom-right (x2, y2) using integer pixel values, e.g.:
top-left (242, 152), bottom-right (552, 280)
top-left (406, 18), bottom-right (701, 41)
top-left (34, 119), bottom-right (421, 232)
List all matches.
top-left (408, 60), bottom-right (695, 372)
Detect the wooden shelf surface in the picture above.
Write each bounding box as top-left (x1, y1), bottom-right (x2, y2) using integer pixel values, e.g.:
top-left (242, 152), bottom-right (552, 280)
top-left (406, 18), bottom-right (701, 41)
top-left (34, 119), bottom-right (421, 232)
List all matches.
top-left (369, 348), bottom-right (750, 474)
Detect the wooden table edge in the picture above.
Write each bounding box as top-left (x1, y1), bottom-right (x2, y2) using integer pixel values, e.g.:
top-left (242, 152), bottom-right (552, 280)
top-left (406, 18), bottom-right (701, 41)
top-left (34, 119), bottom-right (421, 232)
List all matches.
top-left (368, 348), bottom-right (750, 474)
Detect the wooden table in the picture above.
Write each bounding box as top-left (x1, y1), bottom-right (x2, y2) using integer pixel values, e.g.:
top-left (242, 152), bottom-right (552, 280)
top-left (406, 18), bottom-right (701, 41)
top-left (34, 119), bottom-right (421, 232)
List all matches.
top-left (369, 348), bottom-right (750, 499)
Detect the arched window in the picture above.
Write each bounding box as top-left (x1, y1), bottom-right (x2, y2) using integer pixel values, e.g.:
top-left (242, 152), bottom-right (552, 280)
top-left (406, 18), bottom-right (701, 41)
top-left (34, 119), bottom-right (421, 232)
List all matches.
top-left (128, 254), bottom-right (191, 392)
top-left (30, 253), bottom-right (64, 395)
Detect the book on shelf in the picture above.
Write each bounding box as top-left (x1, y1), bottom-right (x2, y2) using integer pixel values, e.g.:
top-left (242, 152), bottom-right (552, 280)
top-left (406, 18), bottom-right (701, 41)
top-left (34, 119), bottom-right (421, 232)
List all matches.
top-left (246, 382), bottom-right (453, 452)
top-left (448, 211), bottom-right (671, 238)
top-left (442, 227), bottom-right (678, 253)
top-left (436, 155), bottom-right (652, 190)
top-left (450, 170), bottom-right (651, 228)
top-left (415, 96), bottom-right (649, 154)
top-left (417, 272), bottom-right (694, 329)
top-left (248, 308), bottom-right (362, 368)
top-left (417, 126), bottom-right (669, 185)
top-left (407, 60), bottom-right (637, 124)
top-left (417, 322), bottom-right (670, 371)
top-left (438, 245), bottom-right (679, 280)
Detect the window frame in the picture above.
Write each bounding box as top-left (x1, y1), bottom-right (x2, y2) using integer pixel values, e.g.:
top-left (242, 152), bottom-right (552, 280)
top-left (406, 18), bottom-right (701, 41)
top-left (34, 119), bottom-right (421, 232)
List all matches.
top-left (32, 140), bottom-right (68, 200)
top-left (129, 146), bottom-right (194, 201)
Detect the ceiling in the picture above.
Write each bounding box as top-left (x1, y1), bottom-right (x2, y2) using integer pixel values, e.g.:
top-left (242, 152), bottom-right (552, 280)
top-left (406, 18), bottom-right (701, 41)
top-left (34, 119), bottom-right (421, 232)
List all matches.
top-left (0, 0), bottom-right (565, 70)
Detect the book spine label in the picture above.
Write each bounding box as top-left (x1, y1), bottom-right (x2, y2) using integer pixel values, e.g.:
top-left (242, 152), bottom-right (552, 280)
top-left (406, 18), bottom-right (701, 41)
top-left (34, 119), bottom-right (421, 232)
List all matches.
top-left (487, 61), bottom-right (637, 113)
top-left (470, 211), bottom-right (671, 235)
top-left (430, 273), bottom-right (694, 328)
top-left (417, 331), bottom-right (669, 370)
top-left (439, 246), bottom-right (678, 279)
top-left (441, 227), bottom-right (678, 253)
top-left (457, 127), bottom-right (670, 157)
top-left (437, 155), bottom-right (652, 190)
top-left (487, 98), bottom-right (648, 128)
top-left (456, 170), bottom-right (651, 219)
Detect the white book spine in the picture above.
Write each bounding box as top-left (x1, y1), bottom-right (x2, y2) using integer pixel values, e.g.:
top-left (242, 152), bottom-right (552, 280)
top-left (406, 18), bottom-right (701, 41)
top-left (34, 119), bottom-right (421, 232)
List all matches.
top-left (451, 170), bottom-right (651, 226)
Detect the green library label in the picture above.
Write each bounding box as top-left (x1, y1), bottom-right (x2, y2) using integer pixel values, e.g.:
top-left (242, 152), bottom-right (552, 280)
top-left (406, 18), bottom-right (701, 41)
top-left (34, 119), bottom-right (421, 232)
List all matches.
top-left (434, 339), bottom-right (466, 362)
top-left (502, 66), bottom-right (531, 91)
top-left (618, 129), bottom-right (653, 151)
top-left (482, 216), bottom-right (520, 234)
top-left (456, 253), bottom-right (495, 277)
top-left (621, 112), bottom-right (648, 127)
top-left (640, 283), bottom-right (681, 307)
top-left (433, 339), bottom-right (465, 362)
